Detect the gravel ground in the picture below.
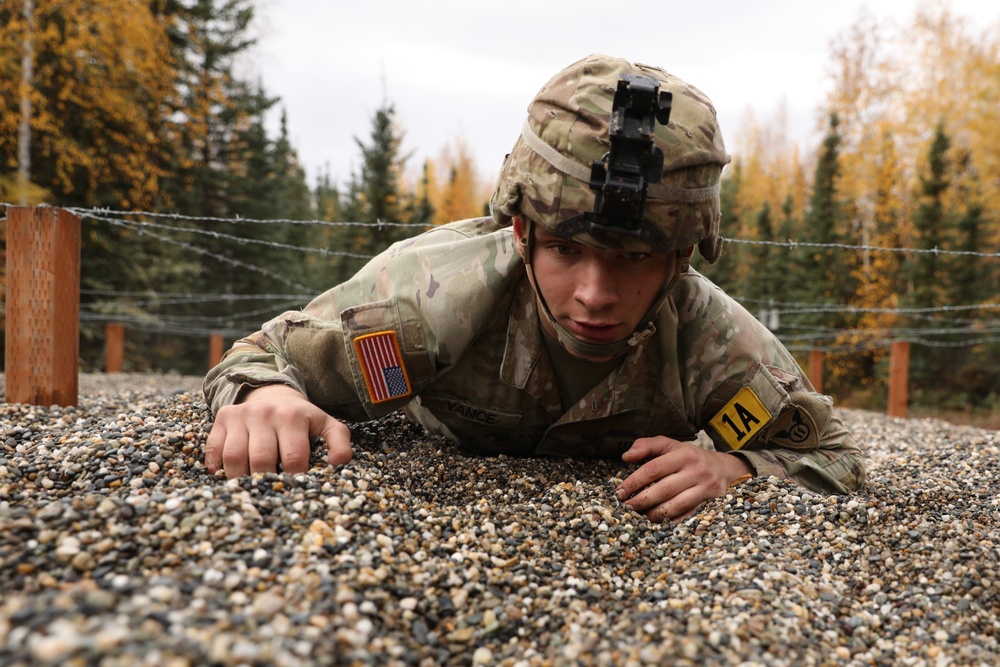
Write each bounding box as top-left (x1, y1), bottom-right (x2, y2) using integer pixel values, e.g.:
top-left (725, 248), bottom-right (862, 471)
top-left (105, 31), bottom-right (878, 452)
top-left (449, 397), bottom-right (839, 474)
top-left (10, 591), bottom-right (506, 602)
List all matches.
top-left (1, 372), bottom-right (999, 666)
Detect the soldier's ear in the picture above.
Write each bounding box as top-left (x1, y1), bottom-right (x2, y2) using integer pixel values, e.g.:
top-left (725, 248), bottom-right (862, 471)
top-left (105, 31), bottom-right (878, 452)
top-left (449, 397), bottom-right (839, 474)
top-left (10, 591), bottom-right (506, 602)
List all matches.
top-left (512, 216), bottom-right (527, 259)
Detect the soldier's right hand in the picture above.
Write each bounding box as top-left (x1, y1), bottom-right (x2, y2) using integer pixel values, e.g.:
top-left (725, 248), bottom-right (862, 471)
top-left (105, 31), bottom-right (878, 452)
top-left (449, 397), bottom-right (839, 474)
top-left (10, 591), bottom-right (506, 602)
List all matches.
top-left (204, 384), bottom-right (352, 478)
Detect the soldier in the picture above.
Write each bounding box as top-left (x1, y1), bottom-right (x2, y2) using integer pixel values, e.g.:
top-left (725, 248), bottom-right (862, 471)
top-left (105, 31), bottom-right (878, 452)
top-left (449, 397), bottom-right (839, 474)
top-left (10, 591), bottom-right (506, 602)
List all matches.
top-left (204, 54), bottom-right (865, 523)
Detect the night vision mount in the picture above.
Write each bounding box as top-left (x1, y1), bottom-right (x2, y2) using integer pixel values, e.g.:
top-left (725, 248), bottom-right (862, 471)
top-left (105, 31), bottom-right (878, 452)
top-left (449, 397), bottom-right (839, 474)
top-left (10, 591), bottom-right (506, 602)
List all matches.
top-left (555, 73), bottom-right (673, 249)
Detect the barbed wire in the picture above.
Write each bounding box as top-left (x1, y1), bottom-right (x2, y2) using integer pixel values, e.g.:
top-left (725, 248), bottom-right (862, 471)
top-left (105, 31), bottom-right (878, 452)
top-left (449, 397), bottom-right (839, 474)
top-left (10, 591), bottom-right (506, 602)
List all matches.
top-left (93, 214), bottom-right (317, 294)
top-left (780, 323), bottom-right (1000, 345)
top-left (3, 203), bottom-right (999, 354)
top-left (82, 289), bottom-right (307, 299)
top-left (79, 299), bottom-right (305, 324)
top-left (80, 290), bottom-right (309, 307)
top-left (103, 214), bottom-right (377, 260)
top-left (737, 296), bottom-right (1000, 315)
top-left (10, 203), bottom-right (997, 260)
top-left (78, 312), bottom-right (249, 338)
top-left (784, 334), bottom-right (1000, 353)
top-left (724, 237), bottom-right (1000, 258)
top-left (73, 288), bottom-right (1000, 323)
top-left (62, 205), bottom-right (434, 230)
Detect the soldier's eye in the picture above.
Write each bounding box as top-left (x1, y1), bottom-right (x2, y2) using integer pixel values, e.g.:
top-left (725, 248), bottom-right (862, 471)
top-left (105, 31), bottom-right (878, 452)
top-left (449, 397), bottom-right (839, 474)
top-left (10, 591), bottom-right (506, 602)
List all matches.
top-left (550, 243), bottom-right (575, 256)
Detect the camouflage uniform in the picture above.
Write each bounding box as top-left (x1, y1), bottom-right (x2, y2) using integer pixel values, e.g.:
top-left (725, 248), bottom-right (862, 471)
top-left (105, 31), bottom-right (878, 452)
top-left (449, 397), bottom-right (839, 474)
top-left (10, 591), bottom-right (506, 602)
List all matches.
top-left (205, 54), bottom-right (865, 493)
top-left (204, 216), bottom-right (865, 494)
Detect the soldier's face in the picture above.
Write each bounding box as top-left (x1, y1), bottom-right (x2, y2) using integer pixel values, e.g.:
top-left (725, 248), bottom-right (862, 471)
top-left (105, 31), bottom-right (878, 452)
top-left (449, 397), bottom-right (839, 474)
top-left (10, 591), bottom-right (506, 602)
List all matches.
top-left (513, 217), bottom-right (676, 361)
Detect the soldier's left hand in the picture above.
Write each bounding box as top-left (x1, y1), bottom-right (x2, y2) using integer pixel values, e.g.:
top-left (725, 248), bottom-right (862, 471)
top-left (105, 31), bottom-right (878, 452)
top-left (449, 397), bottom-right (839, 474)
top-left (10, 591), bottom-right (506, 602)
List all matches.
top-left (615, 437), bottom-right (752, 523)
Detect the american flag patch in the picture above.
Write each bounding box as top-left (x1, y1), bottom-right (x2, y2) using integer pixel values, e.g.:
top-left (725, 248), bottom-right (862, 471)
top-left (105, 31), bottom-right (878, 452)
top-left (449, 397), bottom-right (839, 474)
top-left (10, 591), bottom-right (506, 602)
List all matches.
top-left (353, 331), bottom-right (412, 404)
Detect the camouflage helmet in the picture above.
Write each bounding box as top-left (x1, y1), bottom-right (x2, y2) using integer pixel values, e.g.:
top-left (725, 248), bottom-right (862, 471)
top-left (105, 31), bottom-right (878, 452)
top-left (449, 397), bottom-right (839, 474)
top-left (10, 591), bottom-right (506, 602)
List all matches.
top-left (490, 54), bottom-right (731, 262)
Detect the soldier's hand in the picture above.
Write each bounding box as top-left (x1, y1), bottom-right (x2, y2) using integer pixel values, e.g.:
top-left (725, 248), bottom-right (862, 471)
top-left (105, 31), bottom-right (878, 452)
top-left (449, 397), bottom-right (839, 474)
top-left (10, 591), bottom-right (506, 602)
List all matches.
top-left (615, 437), bottom-right (752, 523)
top-left (205, 384), bottom-right (352, 478)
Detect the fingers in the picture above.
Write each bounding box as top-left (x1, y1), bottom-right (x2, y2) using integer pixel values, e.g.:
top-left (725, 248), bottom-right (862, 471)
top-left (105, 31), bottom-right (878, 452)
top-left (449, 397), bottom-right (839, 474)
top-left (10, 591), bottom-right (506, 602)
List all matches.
top-left (204, 421), bottom-right (227, 474)
top-left (616, 439), bottom-right (733, 524)
top-left (616, 437), bottom-right (683, 500)
top-left (274, 419), bottom-right (312, 475)
top-left (625, 476), bottom-right (706, 523)
top-left (618, 460), bottom-right (691, 514)
top-left (248, 426), bottom-right (280, 475)
top-left (321, 418), bottom-right (354, 467)
top-left (619, 436), bottom-right (665, 463)
top-left (220, 421), bottom-right (251, 478)
top-left (204, 388), bottom-right (353, 478)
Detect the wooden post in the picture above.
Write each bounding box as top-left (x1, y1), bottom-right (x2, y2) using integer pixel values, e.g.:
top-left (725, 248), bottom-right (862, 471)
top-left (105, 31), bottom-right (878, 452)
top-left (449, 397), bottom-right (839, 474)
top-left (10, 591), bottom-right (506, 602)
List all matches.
top-left (209, 333), bottom-right (225, 370)
top-left (808, 349), bottom-right (824, 393)
top-left (4, 206), bottom-right (80, 406)
top-left (888, 340), bottom-right (910, 418)
top-left (105, 323), bottom-right (125, 373)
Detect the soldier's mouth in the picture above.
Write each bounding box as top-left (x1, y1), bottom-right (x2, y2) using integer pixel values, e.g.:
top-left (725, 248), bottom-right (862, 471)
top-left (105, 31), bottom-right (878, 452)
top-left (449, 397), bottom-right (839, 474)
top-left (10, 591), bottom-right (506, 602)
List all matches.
top-left (567, 320), bottom-right (622, 343)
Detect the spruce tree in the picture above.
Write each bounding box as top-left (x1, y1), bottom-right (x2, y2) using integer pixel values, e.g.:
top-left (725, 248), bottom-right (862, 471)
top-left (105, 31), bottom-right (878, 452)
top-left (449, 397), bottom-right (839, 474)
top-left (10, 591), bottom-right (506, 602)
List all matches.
top-left (793, 113), bottom-right (854, 353)
top-left (406, 161), bottom-right (436, 229)
top-left (334, 101), bottom-right (422, 281)
top-left (703, 164), bottom-right (743, 294)
top-left (747, 202), bottom-right (779, 329)
top-left (907, 123), bottom-right (950, 312)
top-left (951, 201), bottom-right (986, 307)
top-left (775, 193), bottom-right (799, 309)
top-left (950, 197), bottom-right (995, 398)
top-left (906, 122), bottom-right (951, 389)
top-left (154, 0), bottom-right (313, 372)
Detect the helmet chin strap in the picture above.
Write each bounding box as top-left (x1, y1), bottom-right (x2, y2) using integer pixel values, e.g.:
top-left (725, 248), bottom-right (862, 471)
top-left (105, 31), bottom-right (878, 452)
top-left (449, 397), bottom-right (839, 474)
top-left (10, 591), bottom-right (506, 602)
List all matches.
top-left (519, 220), bottom-right (683, 361)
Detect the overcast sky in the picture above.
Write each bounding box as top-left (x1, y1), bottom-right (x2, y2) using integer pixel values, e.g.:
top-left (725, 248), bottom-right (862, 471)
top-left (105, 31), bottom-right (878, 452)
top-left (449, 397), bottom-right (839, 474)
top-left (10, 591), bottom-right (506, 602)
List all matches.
top-left (250, 0), bottom-right (999, 188)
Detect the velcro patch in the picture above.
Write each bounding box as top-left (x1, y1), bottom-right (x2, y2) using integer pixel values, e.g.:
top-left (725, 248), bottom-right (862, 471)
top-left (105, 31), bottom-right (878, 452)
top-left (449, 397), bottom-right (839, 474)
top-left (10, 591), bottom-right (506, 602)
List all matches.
top-left (709, 386), bottom-right (773, 451)
top-left (353, 331), bottom-right (412, 404)
top-left (766, 404), bottom-right (821, 450)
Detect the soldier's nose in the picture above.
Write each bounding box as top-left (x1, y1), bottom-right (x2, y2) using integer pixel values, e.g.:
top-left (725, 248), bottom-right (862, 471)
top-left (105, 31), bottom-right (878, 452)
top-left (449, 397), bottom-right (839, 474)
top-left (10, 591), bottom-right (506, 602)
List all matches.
top-left (574, 258), bottom-right (617, 310)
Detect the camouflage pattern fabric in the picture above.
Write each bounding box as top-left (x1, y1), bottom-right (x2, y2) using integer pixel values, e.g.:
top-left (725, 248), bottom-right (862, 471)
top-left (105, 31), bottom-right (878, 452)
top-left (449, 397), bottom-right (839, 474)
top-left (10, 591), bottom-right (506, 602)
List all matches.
top-left (204, 217), bottom-right (866, 495)
top-left (490, 54), bottom-right (731, 262)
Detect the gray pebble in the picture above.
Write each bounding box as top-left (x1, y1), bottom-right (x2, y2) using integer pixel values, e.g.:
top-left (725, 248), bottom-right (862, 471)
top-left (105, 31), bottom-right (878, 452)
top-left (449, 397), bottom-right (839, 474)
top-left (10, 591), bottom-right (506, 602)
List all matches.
top-left (1, 374), bottom-right (999, 666)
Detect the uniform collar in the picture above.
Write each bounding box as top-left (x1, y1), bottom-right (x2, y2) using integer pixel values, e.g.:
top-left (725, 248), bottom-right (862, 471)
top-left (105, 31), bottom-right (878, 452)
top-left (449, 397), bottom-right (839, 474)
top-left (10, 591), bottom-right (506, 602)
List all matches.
top-left (500, 276), bottom-right (647, 418)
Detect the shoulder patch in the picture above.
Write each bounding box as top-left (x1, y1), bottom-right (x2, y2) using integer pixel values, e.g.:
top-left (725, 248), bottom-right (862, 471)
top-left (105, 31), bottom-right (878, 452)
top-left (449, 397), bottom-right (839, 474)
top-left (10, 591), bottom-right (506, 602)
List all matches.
top-left (766, 404), bottom-right (821, 450)
top-left (709, 386), bottom-right (773, 451)
top-left (353, 331), bottom-right (412, 404)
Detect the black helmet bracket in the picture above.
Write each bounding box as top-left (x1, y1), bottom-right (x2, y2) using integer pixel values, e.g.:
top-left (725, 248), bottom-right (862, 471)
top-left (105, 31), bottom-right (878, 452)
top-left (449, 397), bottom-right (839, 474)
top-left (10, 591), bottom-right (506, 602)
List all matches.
top-left (554, 72), bottom-right (673, 250)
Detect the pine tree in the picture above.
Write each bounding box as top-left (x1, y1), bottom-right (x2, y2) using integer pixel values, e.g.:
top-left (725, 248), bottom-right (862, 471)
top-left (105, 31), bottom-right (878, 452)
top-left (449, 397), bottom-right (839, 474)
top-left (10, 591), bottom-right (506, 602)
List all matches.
top-left (311, 167), bottom-right (347, 289)
top-left (907, 123), bottom-right (950, 311)
top-left (905, 122), bottom-right (951, 389)
top-left (951, 202), bottom-right (986, 308)
top-left (334, 101), bottom-right (421, 281)
top-left (151, 0), bottom-right (315, 372)
top-left (702, 164), bottom-right (743, 294)
top-left (747, 202), bottom-right (779, 329)
top-left (160, 0), bottom-right (271, 217)
top-left (407, 161), bottom-right (436, 229)
top-left (775, 193), bottom-right (800, 309)
top-left (792, 114), bottom-right (854, 351)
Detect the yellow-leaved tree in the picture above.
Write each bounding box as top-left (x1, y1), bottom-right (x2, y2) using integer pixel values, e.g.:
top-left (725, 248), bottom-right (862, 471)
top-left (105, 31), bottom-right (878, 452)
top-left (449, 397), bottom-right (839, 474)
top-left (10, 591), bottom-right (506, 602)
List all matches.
top-left (430, 137), bottom-right (491, 226)
top-left (819, 3), bottom-right (1000, 394)
top-left (826, 4), bottom-right (1000, 260)
top-left (0, 0), bottom-right (174, 209)
top-left (725, 101), bottom-right (809, 283)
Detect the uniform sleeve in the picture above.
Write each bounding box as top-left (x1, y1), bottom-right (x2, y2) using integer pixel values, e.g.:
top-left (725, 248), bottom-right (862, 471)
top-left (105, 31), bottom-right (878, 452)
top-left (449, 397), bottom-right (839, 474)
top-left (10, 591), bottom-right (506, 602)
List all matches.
top-left (676, 272), bottom-right (866, 494)
top-left (203, 219), bottom-right (522, 420)
top-left (726, 370), bottom-right (866, 495)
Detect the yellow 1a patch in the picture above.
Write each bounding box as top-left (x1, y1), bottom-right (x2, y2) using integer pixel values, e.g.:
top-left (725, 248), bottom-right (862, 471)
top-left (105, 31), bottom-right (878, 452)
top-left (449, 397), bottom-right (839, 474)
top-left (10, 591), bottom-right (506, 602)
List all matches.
top-left (709, 386), bottom-right (773, 451)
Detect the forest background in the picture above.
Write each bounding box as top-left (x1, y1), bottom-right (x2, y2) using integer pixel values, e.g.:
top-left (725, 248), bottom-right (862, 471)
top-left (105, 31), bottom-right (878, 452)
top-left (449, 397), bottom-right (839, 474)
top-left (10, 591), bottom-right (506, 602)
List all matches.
top-left (0, 0), bottom-right (998, 422)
